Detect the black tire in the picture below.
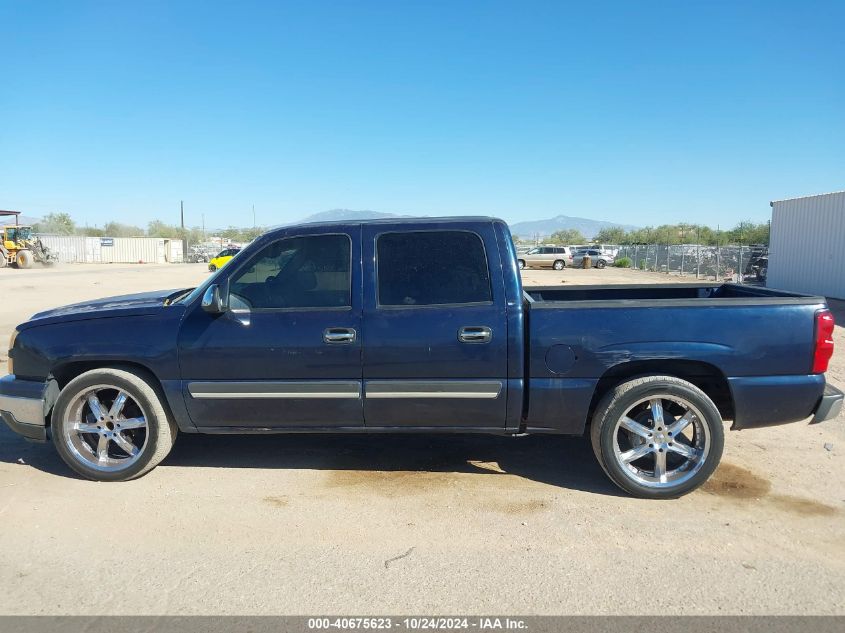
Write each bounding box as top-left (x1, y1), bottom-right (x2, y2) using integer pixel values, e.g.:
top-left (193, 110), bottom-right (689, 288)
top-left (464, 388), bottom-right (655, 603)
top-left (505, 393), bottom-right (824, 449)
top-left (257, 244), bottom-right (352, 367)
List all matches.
top-left (596, 259), bottom-right (607, 269)
top-left (553, 260), bottom-right (565, 270)
top-left (590, 375), bottom-right (725, 499)
top-left (51, 367), bottom-right (177, 481)
top-left (756, 267), bottom-right (767, 283)
top-left (208, 263), bottom-right (217, 272)
top-left (517, 260), bottom-right (525, 270)
top-left (15, 250), bottom-right (33, 269)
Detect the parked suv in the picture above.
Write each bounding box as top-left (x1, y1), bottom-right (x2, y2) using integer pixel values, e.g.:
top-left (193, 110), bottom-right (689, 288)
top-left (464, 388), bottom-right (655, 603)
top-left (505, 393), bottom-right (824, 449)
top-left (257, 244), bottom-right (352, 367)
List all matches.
top-left (517, 246), bottom-right (573, 270)
top-left (572, 249), bottom-right (614, 269)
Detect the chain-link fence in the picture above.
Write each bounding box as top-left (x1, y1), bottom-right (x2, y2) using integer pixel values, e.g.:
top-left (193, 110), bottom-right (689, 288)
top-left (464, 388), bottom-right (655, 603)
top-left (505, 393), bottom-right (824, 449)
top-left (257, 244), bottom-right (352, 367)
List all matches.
top-left (612, 244), bottom-right (765, 281)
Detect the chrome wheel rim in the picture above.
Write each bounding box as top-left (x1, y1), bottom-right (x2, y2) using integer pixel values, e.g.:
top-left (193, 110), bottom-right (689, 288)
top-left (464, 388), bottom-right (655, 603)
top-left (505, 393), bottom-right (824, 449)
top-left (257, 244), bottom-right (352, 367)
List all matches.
top-left (612, 395), bottom-right (710, 488)
top-left (62, 384), bottom-right (149, 472)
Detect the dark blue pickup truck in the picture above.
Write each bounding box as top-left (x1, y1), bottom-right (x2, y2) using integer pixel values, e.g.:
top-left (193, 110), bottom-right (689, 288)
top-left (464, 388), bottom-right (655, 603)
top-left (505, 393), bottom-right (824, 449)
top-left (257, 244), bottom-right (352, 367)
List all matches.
top-left (1, 217), bottom-right (841, 497)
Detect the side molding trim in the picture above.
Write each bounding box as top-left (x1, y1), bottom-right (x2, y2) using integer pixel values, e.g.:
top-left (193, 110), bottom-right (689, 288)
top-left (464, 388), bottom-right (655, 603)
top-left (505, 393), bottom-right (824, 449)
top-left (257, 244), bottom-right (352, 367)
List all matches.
top-left (365, 380), bottom-right (503, 399)
top-left (188, 381), bottom-right (362, 399)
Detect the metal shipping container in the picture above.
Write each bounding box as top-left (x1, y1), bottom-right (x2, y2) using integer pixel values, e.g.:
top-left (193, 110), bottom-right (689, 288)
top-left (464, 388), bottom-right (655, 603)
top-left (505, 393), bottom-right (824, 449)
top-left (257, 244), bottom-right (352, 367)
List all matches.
top-left (39, 236), bottom-right (185, 264)
top-left (768, 190), bottom-right (845, 300)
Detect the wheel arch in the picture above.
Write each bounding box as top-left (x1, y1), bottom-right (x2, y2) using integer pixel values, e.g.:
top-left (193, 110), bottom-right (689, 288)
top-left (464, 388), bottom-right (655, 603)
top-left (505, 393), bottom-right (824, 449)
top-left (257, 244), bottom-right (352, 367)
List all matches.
top-left (586, 359), bottom-right (734, 430)
top-left (48, 361), bottom-right (175, 428)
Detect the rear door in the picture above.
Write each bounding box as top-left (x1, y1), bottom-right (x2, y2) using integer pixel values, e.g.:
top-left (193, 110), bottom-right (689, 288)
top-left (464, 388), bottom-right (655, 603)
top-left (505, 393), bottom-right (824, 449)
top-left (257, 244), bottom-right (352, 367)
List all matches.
top-left (361, 222), bottom-right (508, 429)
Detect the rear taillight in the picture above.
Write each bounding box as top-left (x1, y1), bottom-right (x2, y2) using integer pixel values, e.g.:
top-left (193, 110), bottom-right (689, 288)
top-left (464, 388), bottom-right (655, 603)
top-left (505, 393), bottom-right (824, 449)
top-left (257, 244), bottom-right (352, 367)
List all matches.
top-left (812, 309), bottom-right (835, 374)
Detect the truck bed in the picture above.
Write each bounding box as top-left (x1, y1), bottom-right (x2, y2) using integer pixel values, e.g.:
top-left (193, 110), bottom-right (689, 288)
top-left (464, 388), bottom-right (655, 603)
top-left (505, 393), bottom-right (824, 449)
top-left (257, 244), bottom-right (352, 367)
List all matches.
top-left (521, 282), bottom-right (828, 435)
top-left (525, 282), bottom-right (821, 305)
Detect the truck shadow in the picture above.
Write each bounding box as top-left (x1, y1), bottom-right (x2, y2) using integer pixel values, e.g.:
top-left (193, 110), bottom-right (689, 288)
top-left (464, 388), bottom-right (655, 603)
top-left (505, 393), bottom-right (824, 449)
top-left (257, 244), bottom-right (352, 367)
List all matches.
top-left (0, 425), bottom-right (622, 497)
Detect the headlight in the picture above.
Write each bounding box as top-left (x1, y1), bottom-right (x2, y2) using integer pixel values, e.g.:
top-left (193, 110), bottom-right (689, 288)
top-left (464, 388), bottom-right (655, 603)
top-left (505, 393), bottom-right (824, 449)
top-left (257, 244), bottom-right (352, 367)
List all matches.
top-left (8, 329), bottom-right (18, 375)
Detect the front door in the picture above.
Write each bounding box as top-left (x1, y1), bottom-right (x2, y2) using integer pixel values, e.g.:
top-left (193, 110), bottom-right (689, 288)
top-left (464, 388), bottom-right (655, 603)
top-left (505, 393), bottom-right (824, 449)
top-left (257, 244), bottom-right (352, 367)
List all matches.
top-left (361, 223), bottom-right (508, 429)
top-left (178, 227), bottom-right (363, 428)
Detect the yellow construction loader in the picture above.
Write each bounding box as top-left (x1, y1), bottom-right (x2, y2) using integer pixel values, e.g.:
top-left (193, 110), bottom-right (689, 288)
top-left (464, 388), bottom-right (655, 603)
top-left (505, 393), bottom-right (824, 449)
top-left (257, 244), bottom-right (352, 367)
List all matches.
top-left (0, 210), bottom-right (55, 268)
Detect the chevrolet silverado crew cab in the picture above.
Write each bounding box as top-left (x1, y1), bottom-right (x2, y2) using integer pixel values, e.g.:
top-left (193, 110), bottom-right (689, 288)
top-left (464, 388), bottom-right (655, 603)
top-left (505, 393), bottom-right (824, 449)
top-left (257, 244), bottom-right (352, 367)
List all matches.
top-left (1, 217), bottom-right (841, 497)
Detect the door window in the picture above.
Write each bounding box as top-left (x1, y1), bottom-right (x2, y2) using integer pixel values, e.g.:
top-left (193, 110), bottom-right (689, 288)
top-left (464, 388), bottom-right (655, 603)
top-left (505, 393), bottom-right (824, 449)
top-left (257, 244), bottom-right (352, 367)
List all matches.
top-left (229, 234), bottom-right (351, 309)
top-left (377, 231), bottom-right (492, 306)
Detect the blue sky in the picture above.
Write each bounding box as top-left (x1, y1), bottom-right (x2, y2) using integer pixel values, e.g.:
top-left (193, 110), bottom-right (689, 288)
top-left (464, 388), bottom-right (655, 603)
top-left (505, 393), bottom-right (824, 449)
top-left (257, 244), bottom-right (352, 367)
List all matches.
top-left (1, 0), bottom-right (843, 230)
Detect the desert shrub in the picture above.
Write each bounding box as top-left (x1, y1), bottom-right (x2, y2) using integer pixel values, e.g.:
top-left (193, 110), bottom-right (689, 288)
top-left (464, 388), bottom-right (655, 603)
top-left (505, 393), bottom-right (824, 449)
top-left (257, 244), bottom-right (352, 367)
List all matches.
top-left (614, 257), bottom-right (632, 268)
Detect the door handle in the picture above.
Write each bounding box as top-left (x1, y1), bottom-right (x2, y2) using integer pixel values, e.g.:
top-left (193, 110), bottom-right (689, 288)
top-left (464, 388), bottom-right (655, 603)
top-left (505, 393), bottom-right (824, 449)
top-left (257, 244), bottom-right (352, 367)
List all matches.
top-left (324, 327), bottom-right (356, 344)
top-left (458, 326), bottom-right (492, 344)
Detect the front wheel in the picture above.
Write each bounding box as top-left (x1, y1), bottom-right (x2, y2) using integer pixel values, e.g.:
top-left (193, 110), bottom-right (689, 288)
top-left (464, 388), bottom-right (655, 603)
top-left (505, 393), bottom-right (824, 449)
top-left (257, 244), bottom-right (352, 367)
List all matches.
top-left (596, 259), bottom-right (606, 269)
top-left (15, 250), bottom-right (33, 269)
top-left (517, 260), bottom-right (525, 270)
top-left (590, 375), bottom-right (724, 498)
top-left (208, 263), bottom-right (217, 272)
top-left (52, 368), bottom-right (177, 481)
top-left (553, 260), bottom-right (565, 270)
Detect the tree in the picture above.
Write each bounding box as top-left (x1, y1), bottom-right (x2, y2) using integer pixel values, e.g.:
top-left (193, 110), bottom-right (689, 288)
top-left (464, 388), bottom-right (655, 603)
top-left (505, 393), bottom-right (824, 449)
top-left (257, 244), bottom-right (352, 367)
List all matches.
top-left (103, 221), bottom-right (144, 237)
top-left (147, 220), bottom-right (181, 238)
top-left (594, 226), bottom-right (626, 244)
top-left (549, 229), bottom-right (586, 245)
top-left (726, 220), bottom-right (770, 245)
top-left (33, 212), bottom-right (75, 235)
top-left (77, 226), bottom-right (105, 237)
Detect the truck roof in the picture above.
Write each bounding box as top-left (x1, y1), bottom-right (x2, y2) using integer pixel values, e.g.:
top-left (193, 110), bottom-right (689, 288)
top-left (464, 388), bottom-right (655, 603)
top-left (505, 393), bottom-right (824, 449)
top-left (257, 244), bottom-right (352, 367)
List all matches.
top-left (289, 215), bottom-right (505, 229)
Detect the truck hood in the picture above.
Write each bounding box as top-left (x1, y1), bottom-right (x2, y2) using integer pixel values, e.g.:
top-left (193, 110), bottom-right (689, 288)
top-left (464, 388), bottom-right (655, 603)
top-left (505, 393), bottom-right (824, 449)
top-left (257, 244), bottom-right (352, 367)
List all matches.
top-left (22, 289), bottom-right (189, 328)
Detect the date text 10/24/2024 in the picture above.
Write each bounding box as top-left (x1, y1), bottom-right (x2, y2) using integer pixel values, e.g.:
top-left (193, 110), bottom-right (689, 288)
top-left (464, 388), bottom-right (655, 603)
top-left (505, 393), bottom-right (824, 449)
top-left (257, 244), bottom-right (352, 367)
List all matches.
top-left (307, 618), bottom-right (527, 630)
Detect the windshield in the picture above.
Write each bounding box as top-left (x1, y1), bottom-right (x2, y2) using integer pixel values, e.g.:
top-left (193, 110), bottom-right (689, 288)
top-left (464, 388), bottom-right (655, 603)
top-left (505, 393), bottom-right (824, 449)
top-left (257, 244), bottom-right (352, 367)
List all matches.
top-left (7, 227), bottom-right (33, 242)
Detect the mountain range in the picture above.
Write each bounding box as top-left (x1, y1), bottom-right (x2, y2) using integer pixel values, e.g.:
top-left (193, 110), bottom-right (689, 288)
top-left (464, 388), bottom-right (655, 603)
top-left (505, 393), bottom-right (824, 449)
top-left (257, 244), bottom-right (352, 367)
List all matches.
top-left (298, 209), bottom-right (638, 239)
top-left (507, 214), bottom-right (640, 239)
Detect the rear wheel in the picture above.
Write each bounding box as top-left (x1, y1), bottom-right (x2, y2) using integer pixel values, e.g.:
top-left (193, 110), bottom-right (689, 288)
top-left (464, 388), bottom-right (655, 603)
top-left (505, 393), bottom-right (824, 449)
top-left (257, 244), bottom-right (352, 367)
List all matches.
top-left (517, 260), bottom-right (525, 270)
top-left (15, 250), bottom-right (33, 269)
top-left (596, 259), bottom-right (607, 269)
top-left (590, 375), bottom-right (724, 498)
top-left (208, 263), bottom-right (217, 272)
top-left (52, 368), bottom-right (177, 481)
top-left (553, 260), bottom-right (565, 270)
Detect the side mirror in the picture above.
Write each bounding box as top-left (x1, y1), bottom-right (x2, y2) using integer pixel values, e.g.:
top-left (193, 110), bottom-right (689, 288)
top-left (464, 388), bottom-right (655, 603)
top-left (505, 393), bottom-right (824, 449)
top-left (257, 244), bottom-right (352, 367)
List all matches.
top-left (201, 284), bottom-right (227, 314)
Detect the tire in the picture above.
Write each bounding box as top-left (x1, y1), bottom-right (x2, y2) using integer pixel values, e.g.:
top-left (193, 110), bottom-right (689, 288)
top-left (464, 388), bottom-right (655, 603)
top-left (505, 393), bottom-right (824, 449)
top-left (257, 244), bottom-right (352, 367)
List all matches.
top-left (517, 260), bottom-right (525, 270)
top-left (596, 260), bottom-right (607, 269)
top-left (208, 263), bottom-right (217, 272)
top-left (590, 375), bottom-right (724, 498)
top-left (553, 260), bottom-right (565, 270)
top-left (15, 250), bottom-right (33, 269)
top-left (51, 367), bottom-right (177, 481)
top-left (756, 267), bottom-right (767, 283)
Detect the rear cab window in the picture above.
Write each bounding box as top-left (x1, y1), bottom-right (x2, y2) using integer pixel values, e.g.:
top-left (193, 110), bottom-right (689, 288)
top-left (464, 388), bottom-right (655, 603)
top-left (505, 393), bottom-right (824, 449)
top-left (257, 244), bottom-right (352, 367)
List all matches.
top-left (376, 231), bottom-right (492, 306)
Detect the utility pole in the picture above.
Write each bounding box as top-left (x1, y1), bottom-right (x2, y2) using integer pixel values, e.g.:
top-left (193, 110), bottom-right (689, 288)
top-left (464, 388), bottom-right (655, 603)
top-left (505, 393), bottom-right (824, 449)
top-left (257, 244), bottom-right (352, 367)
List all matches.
top-left (201, 214), bottom-right (205, 242)
top-left (252, 204), bottom-right (256, 228)
top-left (180, 200), bottom-right (187, 262)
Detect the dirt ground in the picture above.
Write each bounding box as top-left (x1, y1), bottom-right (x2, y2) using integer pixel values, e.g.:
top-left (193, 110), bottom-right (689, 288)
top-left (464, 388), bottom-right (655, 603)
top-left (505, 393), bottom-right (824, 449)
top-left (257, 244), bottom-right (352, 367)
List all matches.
top-left (0, 262), bottom-right (843, 615)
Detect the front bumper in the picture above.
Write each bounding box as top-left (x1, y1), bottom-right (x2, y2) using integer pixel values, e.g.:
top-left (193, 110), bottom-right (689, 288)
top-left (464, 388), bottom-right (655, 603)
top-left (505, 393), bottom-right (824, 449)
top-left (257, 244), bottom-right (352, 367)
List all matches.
top-left (0, 374), bottom-right (57, 442)
top-left (812, 384), bottom-right (844, 424)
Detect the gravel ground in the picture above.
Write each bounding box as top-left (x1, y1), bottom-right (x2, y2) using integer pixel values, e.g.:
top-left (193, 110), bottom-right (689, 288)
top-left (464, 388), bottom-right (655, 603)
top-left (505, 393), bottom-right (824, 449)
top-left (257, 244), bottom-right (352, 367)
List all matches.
top-left (0, 262), bottom-right (842, 615)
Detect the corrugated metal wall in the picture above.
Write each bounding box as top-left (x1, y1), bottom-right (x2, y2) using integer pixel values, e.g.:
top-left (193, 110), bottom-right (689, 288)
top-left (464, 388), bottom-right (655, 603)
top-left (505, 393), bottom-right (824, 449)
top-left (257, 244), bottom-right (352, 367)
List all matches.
top-left (39, 236), bottom-right (185, 264)
top-left (768, 191), bottom-right (845, 299)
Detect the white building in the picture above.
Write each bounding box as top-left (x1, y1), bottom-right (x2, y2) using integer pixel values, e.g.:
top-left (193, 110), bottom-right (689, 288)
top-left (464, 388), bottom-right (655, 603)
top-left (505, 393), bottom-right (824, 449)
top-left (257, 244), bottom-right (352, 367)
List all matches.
top-left (768, 190), bottom-right (845, 299)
